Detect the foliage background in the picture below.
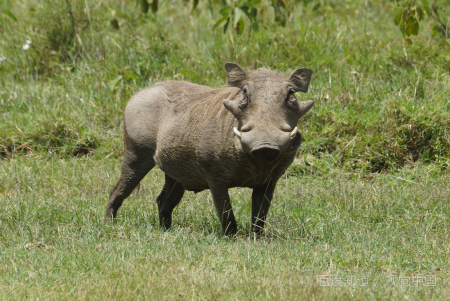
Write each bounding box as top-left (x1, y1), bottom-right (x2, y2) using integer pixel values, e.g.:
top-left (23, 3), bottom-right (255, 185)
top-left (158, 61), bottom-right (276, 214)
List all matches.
top-left (1, 0), bottom-right (449, 172)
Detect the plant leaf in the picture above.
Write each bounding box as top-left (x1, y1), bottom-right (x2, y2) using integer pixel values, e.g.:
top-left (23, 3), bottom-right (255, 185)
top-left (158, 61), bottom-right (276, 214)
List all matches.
top-left (276, 0), bottom-right (287, 9)
top-left (240, 6), bottom-right (252, 20)
top-left (125, 69), bottom-right (139, 82)
top-left (110, 18), bottom-right (120, 30)
top-left (214, 15), bottom-right (229, 29)
top-left (219, 6), bottom-right (231, 16)
top-left (179, 69), bottom-right (197, 77)
top-left (2, 10), bottom-right (17, 22)
top-left (420, 0), bottom-right (430, 15)
top-left (236, 18), bottom-right (244, 35)
top-left (234, 7), bottom-right (243, 27)
top-left (223, 17), bottom-right (230, 33)
top-left (416, 7), bottom-right (424, 21)
top-left (151, 0), bottom-right (158, 13)
top-left (405, 16), bottom-right (419, 36)
top-left (108, 75), bottom-right (123, 92)
top-left (431, 24), bottom-right (445, 36)
top-left (404, 37), bottom-right (413, 45)
top-left (240, 2), bottom-right (254, 9)
top-left (252, 20), bottom-right (259, 32)
top-left (394, 10), bottom-right (403, 26)
top-left (190, 0), bottom-right (199, 13)
top-left (140, 0), bottom-right (149, 13)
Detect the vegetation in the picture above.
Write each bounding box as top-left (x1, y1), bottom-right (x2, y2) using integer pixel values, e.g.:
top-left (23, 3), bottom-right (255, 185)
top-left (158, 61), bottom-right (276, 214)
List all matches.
top-left (0, 0), bottom-right (449, 299)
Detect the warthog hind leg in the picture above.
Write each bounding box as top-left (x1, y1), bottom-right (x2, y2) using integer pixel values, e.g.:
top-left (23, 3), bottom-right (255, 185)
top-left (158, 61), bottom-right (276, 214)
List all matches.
top-left (105, 149), bottom-right (155, 219)
top-left (157, 174), bottom-right (185, 230)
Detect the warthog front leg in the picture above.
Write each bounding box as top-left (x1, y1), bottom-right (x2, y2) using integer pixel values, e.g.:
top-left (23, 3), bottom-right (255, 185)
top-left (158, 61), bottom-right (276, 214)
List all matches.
top-left (157, 174), bottom-right (185, 230)
top-left (251, 179), bottom-right (278, 235)
top-left (209, 183), bottom-right (238, 236)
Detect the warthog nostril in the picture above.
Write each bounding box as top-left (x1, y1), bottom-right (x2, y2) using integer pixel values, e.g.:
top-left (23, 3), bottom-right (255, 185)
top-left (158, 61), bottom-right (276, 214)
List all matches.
top-left (250, 146), bottom-right (281, 162)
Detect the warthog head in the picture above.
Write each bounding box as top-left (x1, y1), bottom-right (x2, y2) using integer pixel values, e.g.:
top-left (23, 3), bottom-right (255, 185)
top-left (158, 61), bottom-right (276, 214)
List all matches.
top-left (223, 63), bottom-right (314, 162)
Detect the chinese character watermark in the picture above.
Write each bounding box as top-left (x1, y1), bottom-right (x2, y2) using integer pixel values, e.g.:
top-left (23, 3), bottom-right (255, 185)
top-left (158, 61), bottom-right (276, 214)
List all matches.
top-left (318, 274), bottom-right (437, 287)
top-left (388, 275), bottom-right (437, 287)
top-left (318, 275), bottom-right (331, 287)
top-left (317, 275), bottom-right (369, 287)
top-left (425, 275), bottom-right (437, 286)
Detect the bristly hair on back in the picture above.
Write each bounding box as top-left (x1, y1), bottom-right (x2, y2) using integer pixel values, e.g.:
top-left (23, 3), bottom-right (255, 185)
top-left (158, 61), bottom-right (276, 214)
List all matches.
top-left (173, 67), bottom-right (287, 131)
top-left (173, 86), bottom-right (242, 134)
top-left (247, 68), bottom-right (287, 84)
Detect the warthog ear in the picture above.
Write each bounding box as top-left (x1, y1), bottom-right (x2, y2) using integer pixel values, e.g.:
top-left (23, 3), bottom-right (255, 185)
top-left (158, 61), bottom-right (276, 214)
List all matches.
top-left (288, 68), bottom-right (313, 93)
top-left (225, 63), bottom-right (247, 87)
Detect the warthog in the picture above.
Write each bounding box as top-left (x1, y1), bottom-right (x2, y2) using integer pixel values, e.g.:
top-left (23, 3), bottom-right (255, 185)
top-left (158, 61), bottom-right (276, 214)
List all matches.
top-left (106, 63), bottom-right (314, 235)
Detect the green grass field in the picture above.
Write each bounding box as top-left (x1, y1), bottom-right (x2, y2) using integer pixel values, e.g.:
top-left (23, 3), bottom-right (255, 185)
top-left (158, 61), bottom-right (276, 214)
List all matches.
top-left (1, 0), bottom-right (450, 299)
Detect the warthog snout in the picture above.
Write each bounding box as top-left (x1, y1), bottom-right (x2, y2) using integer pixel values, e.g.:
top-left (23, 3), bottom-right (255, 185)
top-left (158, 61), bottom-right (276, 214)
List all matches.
top-left (250, 144), bottom-right (281, 162)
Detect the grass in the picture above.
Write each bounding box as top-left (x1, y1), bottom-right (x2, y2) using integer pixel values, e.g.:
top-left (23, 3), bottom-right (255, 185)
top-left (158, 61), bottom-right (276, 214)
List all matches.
top-left (1, 158), bottom-right (450, 299)
top-left (1, 0), bottom-right (450, 299)
top-left (1, 0), bottom-right (450, 170)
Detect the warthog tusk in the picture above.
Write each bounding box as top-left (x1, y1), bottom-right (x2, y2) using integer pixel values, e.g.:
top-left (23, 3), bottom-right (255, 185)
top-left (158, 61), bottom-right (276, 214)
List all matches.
top-left (233, 127), bottom-right (242, 140)
top-left (290, 127), bottom-right (298, 140)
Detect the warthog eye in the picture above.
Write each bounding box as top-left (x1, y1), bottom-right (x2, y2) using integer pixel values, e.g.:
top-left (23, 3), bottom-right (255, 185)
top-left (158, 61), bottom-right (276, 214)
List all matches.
top-left (286, 89), bottom-right (299, 111)
top-left (240, 87), bottom-right (249, 108)
top-left (243, 87), bottom-right (248, 100)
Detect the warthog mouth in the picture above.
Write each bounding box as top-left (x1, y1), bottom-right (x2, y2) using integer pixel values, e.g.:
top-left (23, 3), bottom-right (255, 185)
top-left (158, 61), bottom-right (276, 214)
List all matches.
top-left (250, 143), bottom-right (281, 162)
